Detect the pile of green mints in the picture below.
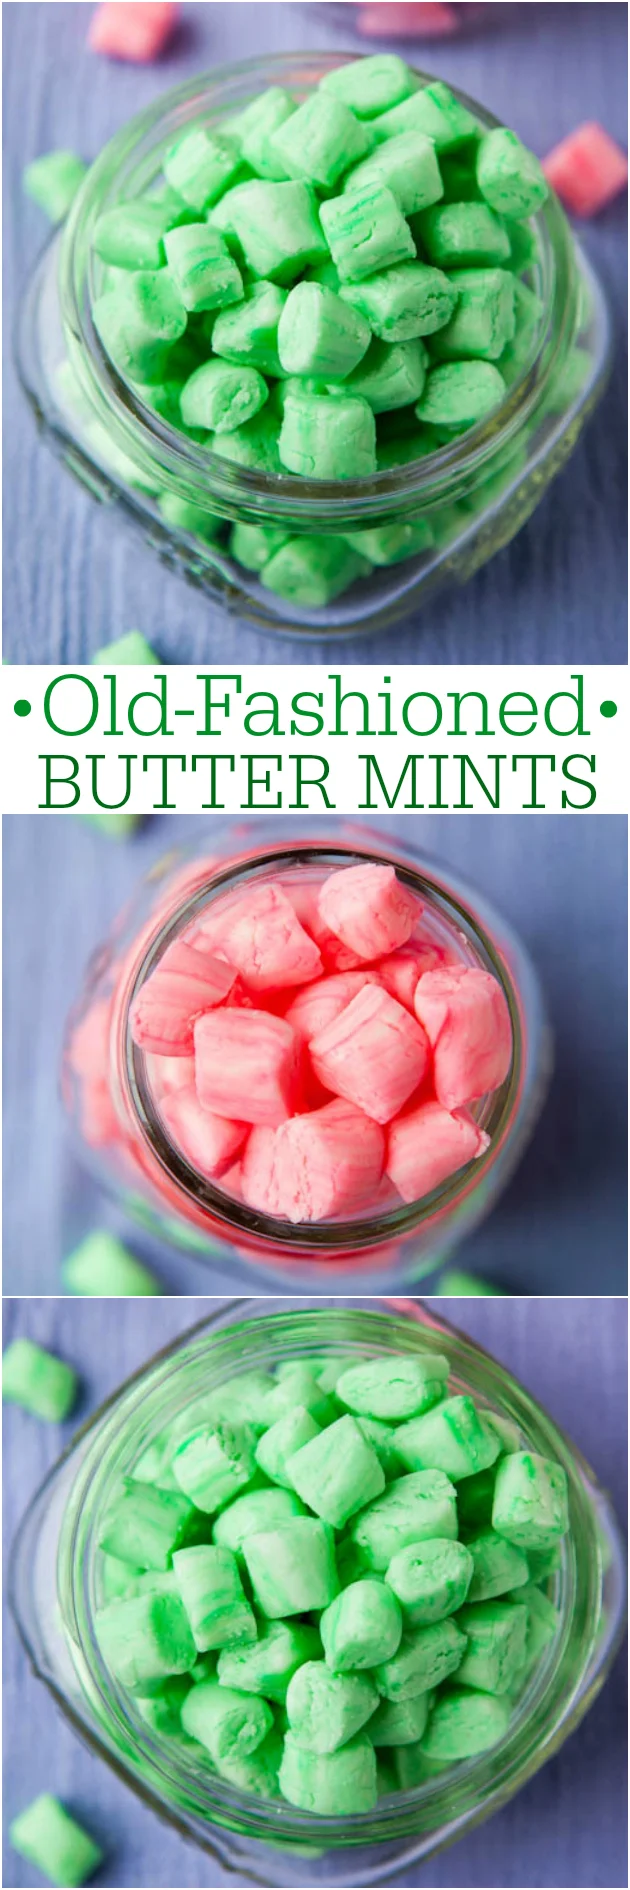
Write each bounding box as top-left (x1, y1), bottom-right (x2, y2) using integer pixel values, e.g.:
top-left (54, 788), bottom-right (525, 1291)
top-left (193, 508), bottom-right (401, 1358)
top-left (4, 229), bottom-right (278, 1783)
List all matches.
top-left (78, 56), bottom-right (550, 606)
top-left (94, 1348), bottom-right (567, 1816)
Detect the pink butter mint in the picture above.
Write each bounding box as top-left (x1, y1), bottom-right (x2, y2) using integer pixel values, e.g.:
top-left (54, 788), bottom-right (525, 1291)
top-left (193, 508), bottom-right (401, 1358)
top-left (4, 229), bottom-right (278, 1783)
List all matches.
top-left (285, 882), bottom-right (367, 973)
top-left (414, 965), bottom-right (512, 1110)
top-left (129, 939), bottom-right (235, 1056)
top-left (284, 969), bottom-right (384, 1045)
top-left (310, 984), bottom-right (431, 1125)
top-left (159, 1086), bottom-right (247, 1179)
top-left (68, 995), bottom-right (112, 1083)
top-left (242, 1100), bottom-right (385, 1223)
top-left (357, 4), bottom-right (459, 36)
top-left (194, 882), bottom-right (323, 991)
top-left (89, 3), bottom-right (179, 62)
top-left (376, 942), bottom-right (443, 1012)
top-left (143, 1052), bottom-right (196, 1100)
top-left (318, 863), bottom-right (417, 961)
top-left (387, 1099), bottom-right (489, 1204)
top-left (194, 1009), bottom-right (300, 1126)
top-left (543, 122), bottom-right (628, 218)
top-left (67, 995), bottom-right (120, 1147)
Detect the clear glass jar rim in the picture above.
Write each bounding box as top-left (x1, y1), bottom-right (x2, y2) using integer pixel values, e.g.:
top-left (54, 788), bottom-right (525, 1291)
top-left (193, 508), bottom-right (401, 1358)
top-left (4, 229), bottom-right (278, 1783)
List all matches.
top-left (58, 52), bottom-right (579, 526)
top-left (112, 838), bottom-right (531, 1252)
top-left (45, 1302), bottom-right (618, 1854)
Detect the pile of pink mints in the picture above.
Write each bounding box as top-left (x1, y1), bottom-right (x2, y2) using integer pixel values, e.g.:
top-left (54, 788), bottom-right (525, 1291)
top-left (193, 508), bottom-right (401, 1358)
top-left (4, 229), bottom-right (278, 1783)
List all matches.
top-left (130, 863), bottom-right (512, 1225)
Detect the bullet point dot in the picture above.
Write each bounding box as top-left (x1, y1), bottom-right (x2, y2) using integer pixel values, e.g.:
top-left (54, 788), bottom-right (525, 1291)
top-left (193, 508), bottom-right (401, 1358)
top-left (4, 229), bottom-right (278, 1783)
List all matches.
top-left (600, 700), bottom-right (618, 719)
top-left (14, 698), bottom-right (31, 717)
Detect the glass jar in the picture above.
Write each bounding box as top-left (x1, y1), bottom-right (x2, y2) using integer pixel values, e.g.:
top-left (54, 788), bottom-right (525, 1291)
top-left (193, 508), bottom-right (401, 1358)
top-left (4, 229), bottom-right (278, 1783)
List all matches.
top-left (17, 53), bottom-right (610, 641)
top-left (9, 1300), bottom-right (626, 1888)
top-left (61, 818), bottom-right (549, 1290)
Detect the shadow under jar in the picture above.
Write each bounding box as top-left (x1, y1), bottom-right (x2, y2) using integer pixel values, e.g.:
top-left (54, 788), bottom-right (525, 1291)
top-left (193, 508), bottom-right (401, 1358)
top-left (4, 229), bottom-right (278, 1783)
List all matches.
top-left (61, 820), bottom-right (549, 1291)
top-left (17, 53), bottom-right (610, 641)
top-left (9, 1301), bottom-right (626, 1888)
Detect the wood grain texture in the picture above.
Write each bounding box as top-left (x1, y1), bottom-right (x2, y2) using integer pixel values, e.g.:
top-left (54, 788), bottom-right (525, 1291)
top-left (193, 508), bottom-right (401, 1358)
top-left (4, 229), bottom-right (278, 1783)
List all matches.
top-left (3, 2), bottom-right (627, 665)
top-left (2, 1294), bottom-right (627, 1888)
top-left (3, 812), bottom-right (627, 1298)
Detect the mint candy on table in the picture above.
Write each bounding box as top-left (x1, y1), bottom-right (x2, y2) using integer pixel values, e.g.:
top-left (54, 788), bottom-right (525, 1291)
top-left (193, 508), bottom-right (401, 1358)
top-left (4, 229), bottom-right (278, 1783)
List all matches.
top-left (62, 1231), bottom-right (160, 1296)
top-left (24, 151), bottom-right (87, 222)
top-left (9, 1794), bottom-right (104, 1887)
top-left (91, 629), bottom-right (160, 665)
top-left (2, 1338), bottom-right (79, 1422)
top-left (436, 1268), bottom-right (504, 1296)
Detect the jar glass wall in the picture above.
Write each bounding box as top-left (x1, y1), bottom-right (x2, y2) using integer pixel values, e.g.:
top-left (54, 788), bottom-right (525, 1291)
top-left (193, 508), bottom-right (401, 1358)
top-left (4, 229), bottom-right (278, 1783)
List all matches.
top-left (61, 818), bottom-right (549, 1290)
top-left (9, 1301), bottom-right (626, 1888)
top-left (16, 55), bottom-right (610, 640)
